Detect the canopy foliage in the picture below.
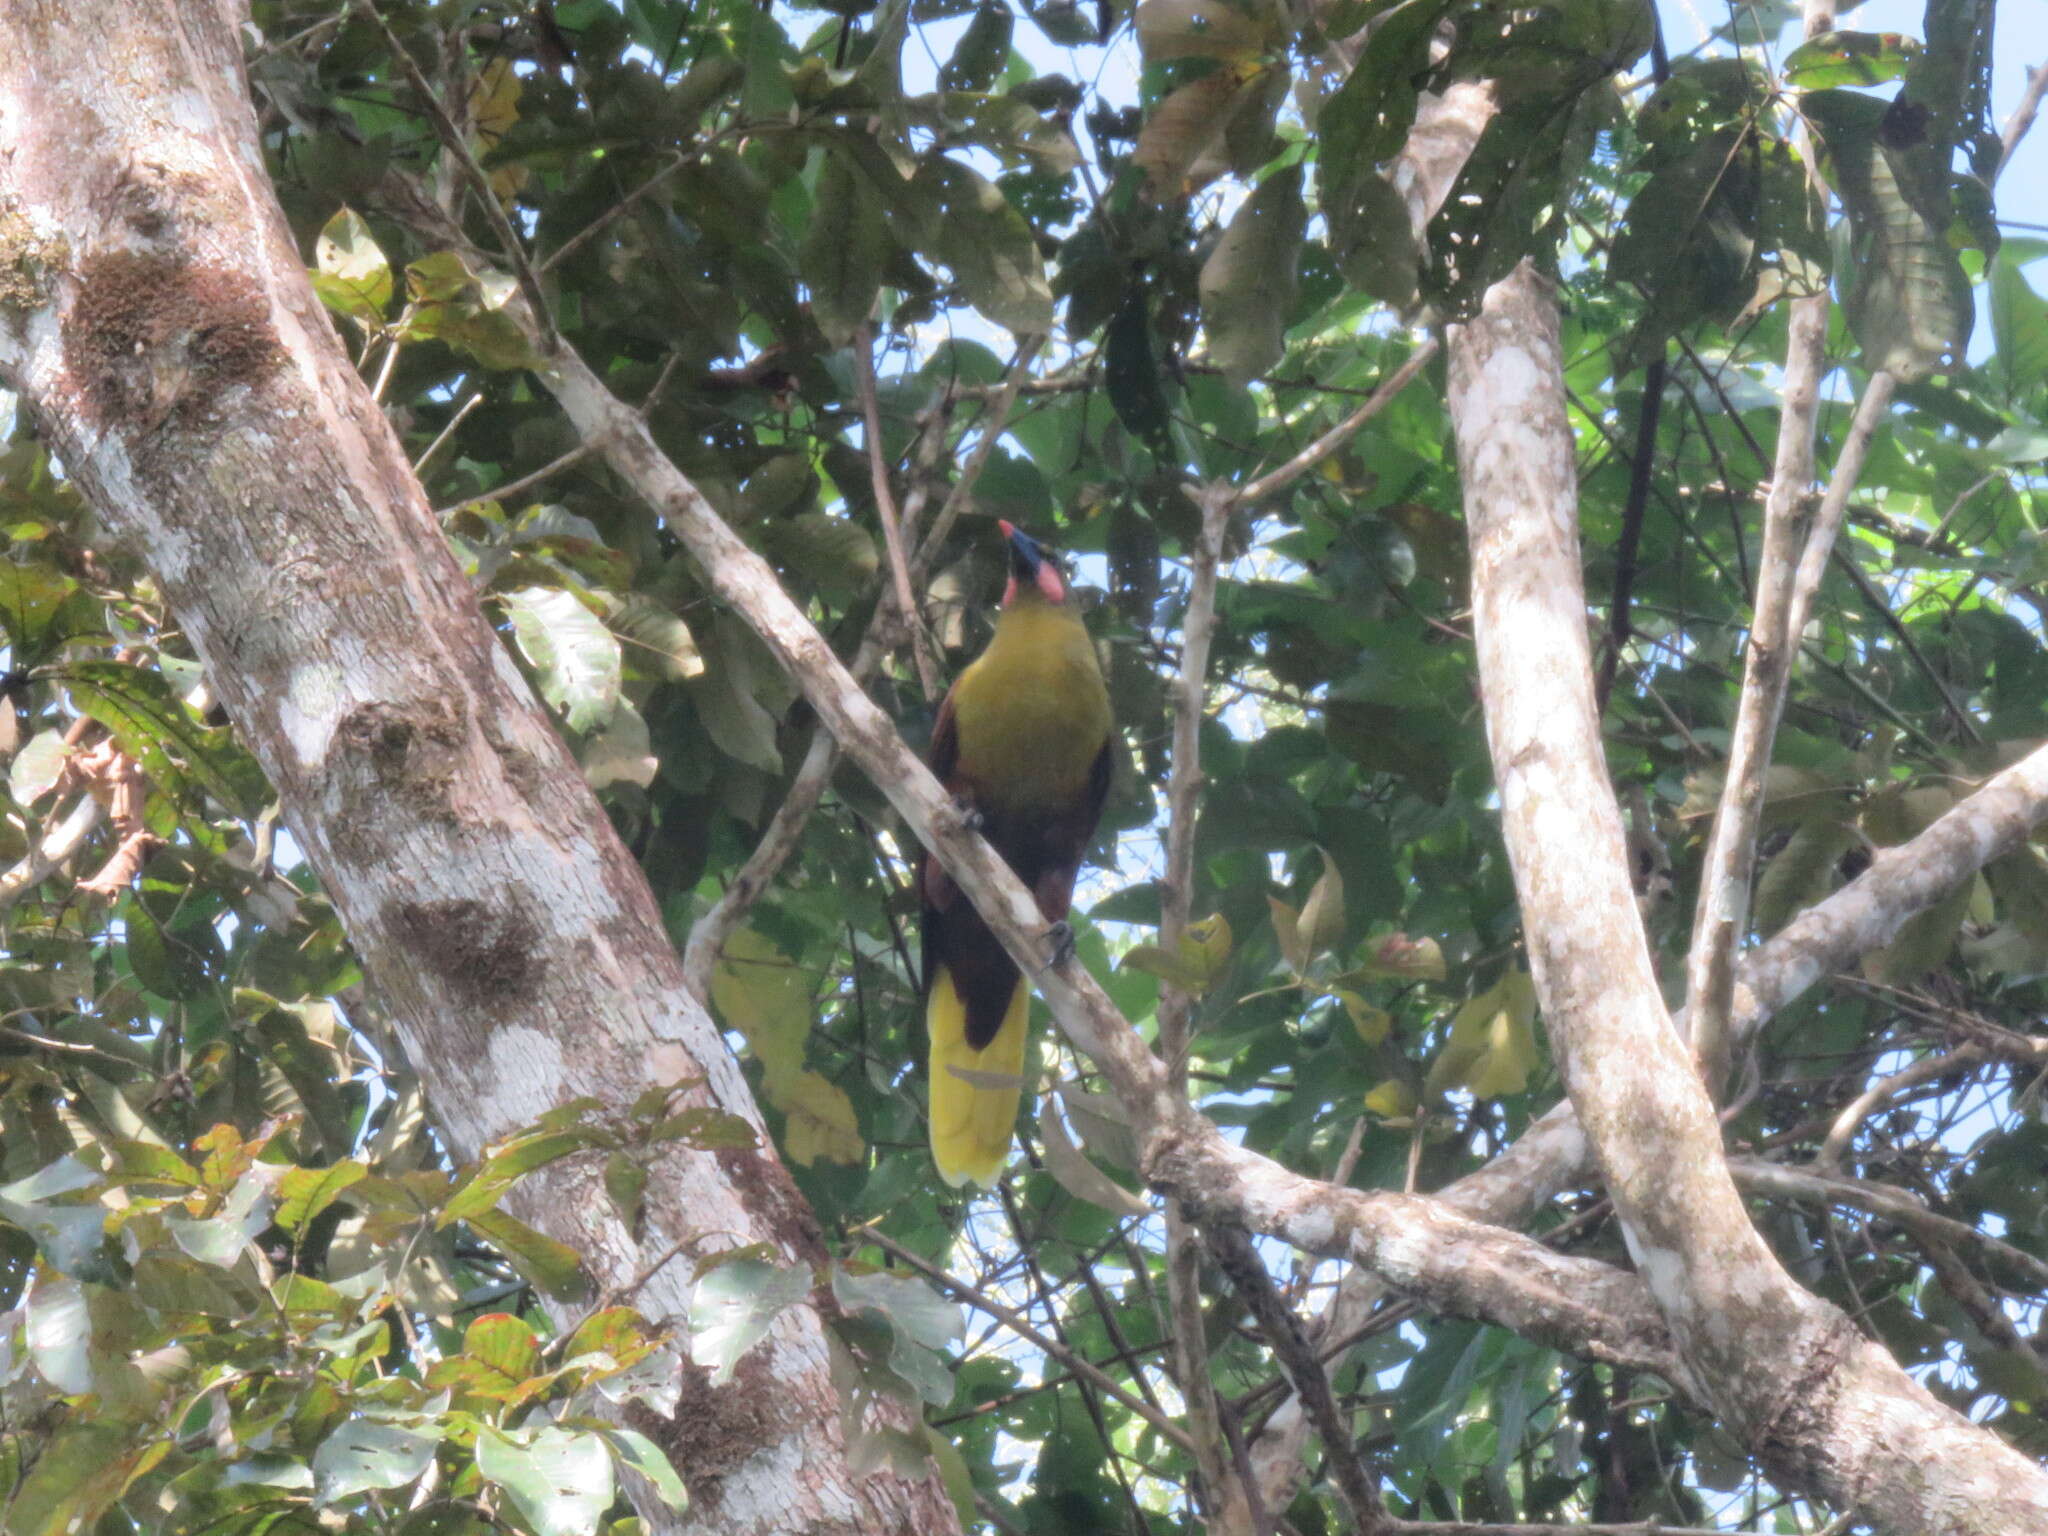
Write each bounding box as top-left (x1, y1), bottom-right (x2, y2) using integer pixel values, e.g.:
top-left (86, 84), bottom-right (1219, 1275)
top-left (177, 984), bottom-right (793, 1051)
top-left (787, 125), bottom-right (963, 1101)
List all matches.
top-left (0, 0), bottom-right (2042, 1531)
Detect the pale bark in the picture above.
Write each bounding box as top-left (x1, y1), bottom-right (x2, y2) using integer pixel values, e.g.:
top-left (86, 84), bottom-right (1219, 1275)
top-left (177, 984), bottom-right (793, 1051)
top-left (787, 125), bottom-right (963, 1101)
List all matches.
top-left (1450, 259), bottom-right (2048, 1535)
top-left (0, 6), bottom-right (958, 1534)
top-left (1682, 0), bottom-right (1840, 1092)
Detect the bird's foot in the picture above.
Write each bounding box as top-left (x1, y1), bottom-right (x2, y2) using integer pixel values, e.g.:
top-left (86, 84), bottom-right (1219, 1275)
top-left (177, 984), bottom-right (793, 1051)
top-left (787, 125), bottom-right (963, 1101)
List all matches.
top-left (1042, 919), bottom-right (1076, 971)
top-left (949, 795), bottom-right (985, 834)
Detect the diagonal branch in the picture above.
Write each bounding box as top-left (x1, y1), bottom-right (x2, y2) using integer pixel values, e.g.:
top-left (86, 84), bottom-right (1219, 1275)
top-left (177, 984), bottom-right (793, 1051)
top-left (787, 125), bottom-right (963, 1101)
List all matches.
top-left (679, 339), bottom-right (1041, 996)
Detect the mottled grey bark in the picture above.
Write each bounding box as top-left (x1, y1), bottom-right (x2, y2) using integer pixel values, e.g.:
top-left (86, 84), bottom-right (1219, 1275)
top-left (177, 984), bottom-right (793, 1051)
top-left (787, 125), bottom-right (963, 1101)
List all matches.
top-left (1452, 258), bottom-right (2048, 1536)
top-left (0, 5), bottom-right (959, 1533)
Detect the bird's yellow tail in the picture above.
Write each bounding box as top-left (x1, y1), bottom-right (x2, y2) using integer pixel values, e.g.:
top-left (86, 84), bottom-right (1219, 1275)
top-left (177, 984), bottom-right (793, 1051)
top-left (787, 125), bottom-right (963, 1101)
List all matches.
top-left (927, 966), bottom-right (1029, 1187)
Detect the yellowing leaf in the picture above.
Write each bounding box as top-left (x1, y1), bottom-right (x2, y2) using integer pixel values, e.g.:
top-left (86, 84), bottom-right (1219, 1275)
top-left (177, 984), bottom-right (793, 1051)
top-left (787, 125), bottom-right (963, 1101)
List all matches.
top-left (1135, 0), bottom-right (1280, 61)
top-left (1118, 943), bottom-right (1204, 989)
top-left (1268, 895), bottom-right (1306, 975)
top-left (775, 1070), bottom-right (862, 1167)
top-left (1337, 988), bottom-right (1390, 1045)
top-left (709, 928), bottom-right (810, 1083)
top-left (1183, 913), bottom-right (1233, 987)
top-left (1425, 970), bottom-right (1539, 1101)
top-left (469, 58), bottom-right (523, 147)
top-left (1132, 63), bottom-right (1269, 200)
top-left (1119, 913), bottom-right (1234, 994)
top-left (311, 207), bottom-right (392, 327)
top-left (1363, 1078), bottom-right (1417, 1121)
top-left (1295, 848), bottom-right (1345, 962)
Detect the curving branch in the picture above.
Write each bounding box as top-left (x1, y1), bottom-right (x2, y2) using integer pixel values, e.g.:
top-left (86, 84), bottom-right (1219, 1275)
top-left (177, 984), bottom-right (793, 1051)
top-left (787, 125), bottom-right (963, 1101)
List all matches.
top-left (0, 792), bottom-right (105, 911)
top-left (1451, 257), bottom-right (2048, 1535)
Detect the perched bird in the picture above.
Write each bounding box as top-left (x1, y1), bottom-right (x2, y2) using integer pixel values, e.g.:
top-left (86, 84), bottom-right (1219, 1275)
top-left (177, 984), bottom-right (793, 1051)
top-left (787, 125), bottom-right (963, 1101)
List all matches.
top-left (919, 521), bottom-right (1113, 1186)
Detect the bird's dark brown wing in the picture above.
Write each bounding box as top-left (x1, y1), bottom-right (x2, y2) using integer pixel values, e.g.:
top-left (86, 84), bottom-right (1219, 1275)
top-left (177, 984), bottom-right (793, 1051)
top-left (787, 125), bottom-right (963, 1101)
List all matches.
top-left (920, 709), bottom-right (1115, 1051)
top-left (1026, 734), bottom-right (1113, 923)
top-left (917, 686), bottom-right (967, 996)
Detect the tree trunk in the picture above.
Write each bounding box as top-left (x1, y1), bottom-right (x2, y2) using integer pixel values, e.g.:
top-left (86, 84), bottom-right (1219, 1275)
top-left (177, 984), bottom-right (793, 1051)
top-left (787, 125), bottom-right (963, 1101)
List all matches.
top-left (1450, 258), bottom-right (2048, 1536)
top-left (0, 5), bottom-right (958, 1534)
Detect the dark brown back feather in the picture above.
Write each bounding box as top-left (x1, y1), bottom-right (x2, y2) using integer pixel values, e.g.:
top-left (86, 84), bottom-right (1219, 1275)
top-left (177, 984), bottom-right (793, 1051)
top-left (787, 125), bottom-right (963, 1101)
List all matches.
top-left (918, 689), bottom-right (1112, 1050)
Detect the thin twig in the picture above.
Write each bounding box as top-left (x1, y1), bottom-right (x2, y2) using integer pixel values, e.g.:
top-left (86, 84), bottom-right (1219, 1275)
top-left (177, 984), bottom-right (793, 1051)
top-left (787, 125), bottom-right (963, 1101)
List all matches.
top-left (853, 325), bottom-right (940, 702)
top-left (1205, 1223), bottom-right (1389, 1533)
top-left (412, 388), bottom-right (485, 476)
top-left (1815, 1045), bottom-right (1984, 1173)
top-left (1731, 1156), bottom-right (2048, 1294)
top-left (1238, 339), bottom-right (1439, 507)
top-left (1596, 351), bottom-right (1665, 710)
top-left (856, 1224), bottom-right (1197, 1454)
top-left (2001, 62), bottom-right (2048, 170)
top-left (1688, 371), bottom-right (1895, 1091)
top-left (435, 353), bottom-right (679, 517)
top-left (1681, 0), bottom-right (1854, 1096)
top-left (1828, 547), bottom-right (1980, 743)
top-left (354, 0), bottom-right (556, 345)
top-left (914, 334), bottom-right (1046, 573)
top-left (540, 150), bottom-right (691, 276)
top-left (0, 793), bottom-right (104, 911)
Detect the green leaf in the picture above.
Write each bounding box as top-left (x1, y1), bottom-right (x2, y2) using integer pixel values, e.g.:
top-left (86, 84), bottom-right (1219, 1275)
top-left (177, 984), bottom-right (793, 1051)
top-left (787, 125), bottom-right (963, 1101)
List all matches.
top-left (603, 1151), bottom-right (647, 1233)
top-left (1782, 30), bottom-right (1922, 89)
top-left (442, 1129), bottom-right (600, 1227)
top-left (401, 252), bottom-right (537, 370)
top-left (1326, 170), bottom-right (1419, 308)
top-left (1103, 287), bottom-right (1174, 444)
top-left (9, 728), bottom-right (71, 805)
top-left (124, 897), bottom-right (217, 1002)
top-left (938, 4), bottom-right (1013, 92)
top-left (501, 586), bottom-right (623, 733)
top-left (311, 206), bottom-right (393, 326)
top-left (478, 1427), bottom-right (615, 1536)
top-left (831, 1264), bottom-right (963, 1405)
top-left (464, 1311), bottom-right (545, 1390)
top-left (273, 1159), bottom-right (367, 1235)
top-left (466, 1208), bottom-right (591, 1302)
top-left (314, 1419), bottom-right (437, 1505)
top-left (24, 1273), bottom-right (93, 1391)
top-left (1038, 1098), bottom-right (1151, 1222)
top-left (66, 659), bottom-right (262, 815)
top-left (1803, 88), bottom-right (1972, 381)
top-left (1611, 131), bottom-right (1760, 358)
top-left (761, 512), bottom-right (881, 600)
top-left (1200, 163), bottom-right (1307, 389)
top-left (608, 594), bottom-right (704, 681)
top-left (904, 157), bottom-right (1053, 334)
top-left (3, 1423), bottom-right (157, 1536)
top-left (1991, 252), bottom-right (2048, 398)
top-left (602, 1428), bottom-right (689, 1513)
top-left (800, 149), bottom-right (892, 347)
top-left (0, 560), bottom-right (101, 666)
top-left (690, 1257), bottom-right (813, 1385)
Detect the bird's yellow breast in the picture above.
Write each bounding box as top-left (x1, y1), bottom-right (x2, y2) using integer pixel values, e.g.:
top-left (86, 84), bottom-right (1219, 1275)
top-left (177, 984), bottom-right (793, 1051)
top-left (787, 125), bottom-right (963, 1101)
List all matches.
top-left (949, 599), bottom-right (1111, 809)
